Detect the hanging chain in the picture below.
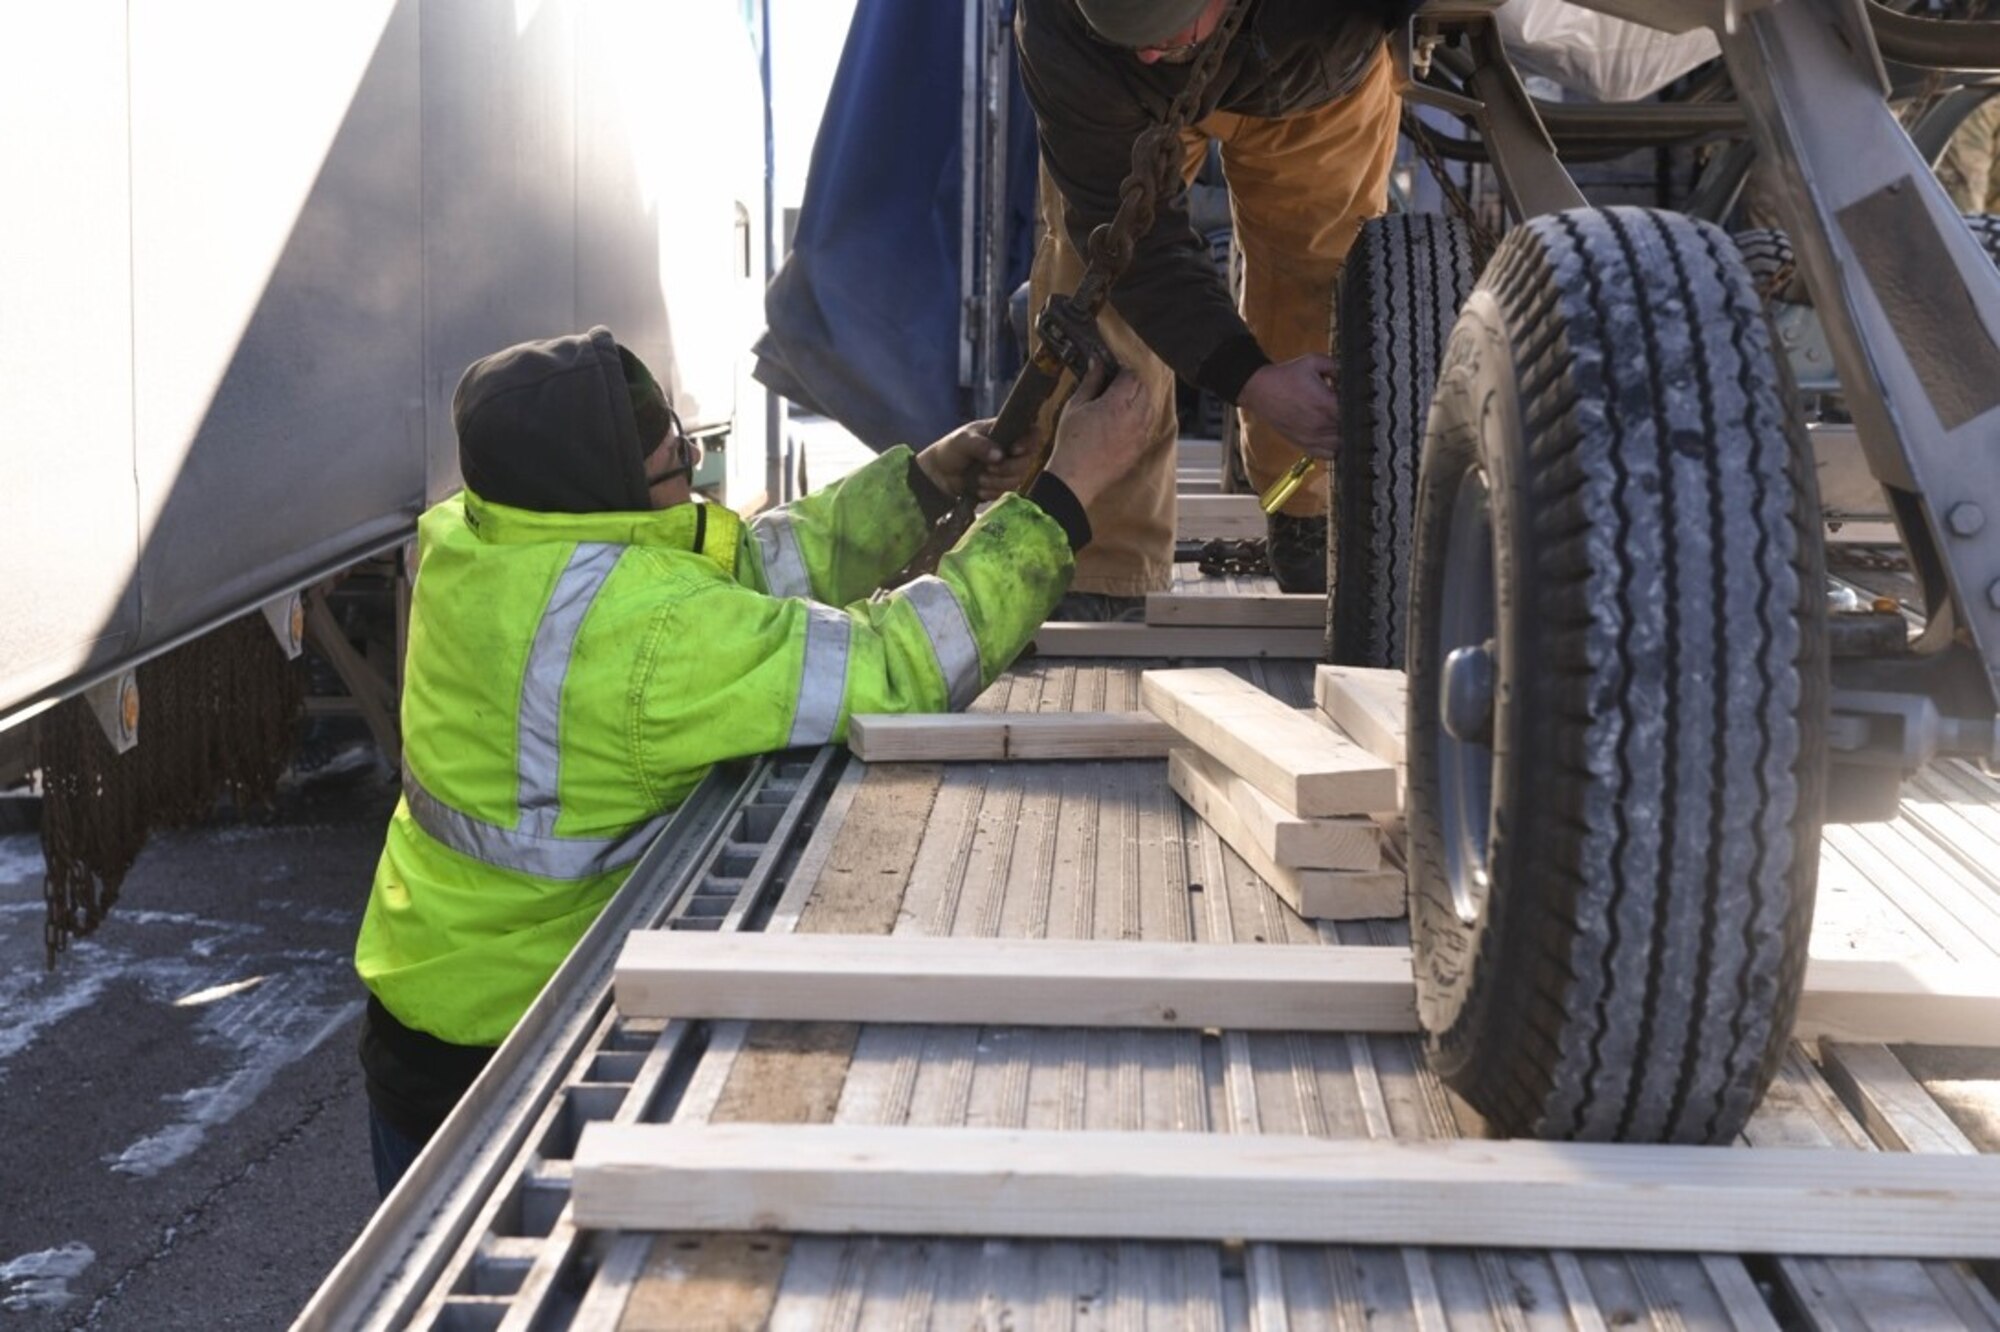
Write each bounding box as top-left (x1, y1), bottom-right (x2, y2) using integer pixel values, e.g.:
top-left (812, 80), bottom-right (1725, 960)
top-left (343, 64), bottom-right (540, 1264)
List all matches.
top-left (888, 0), bottom-right (1255, 586)
top-left (1067, 0), bottom-right (1257, 320)
top-left (1404, 107), bottom-right (1502, 264)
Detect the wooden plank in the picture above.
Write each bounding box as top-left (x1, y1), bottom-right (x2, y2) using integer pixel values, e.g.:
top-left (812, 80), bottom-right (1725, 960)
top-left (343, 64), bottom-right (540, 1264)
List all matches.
top-left (1824, 1043), bottom-right (2000, 1295)
top-left (1169, 749), bottom-right (1383, 870)
top-left (304, 587), bottom-right (401, 768)
top-left (1178, 437), bottom-right (1224, 469)
top-left (1147, 593), bottom-right (1324, 628)
top-left (1190, 798), bottom-right (1401, 917)
top-left (1176, 493), bottom-right (1264, 541)
top-left (1817, 1043), bottom-right (1978, 1156)
top-left (1142, 668), bottom-right (1400, 816)
top-left (613, 934), bottom-right (2000, 1050)
top-left (614, 933), bottom-right (1419, 1032)
top-left (848, 712), bottom-right (1175, 763)
top-left (1315, 665), bottom-right (1408, 766)
top-left (1033, 624), bottom-right (1324, 658)
top-left (572, 1122), bottom-right (2000, 1258)
top-left (1795, 957), bottom-right (2000, 1047)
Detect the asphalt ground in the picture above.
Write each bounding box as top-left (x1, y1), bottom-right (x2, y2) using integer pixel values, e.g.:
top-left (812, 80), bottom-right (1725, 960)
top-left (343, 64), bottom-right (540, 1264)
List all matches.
top-left (0, 749), bottom-right (398, 1330)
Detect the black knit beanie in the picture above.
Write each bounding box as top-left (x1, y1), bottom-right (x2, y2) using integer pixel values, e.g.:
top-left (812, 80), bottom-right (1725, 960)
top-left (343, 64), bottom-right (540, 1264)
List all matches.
top-left (452, 327), bottom-right (659, 514)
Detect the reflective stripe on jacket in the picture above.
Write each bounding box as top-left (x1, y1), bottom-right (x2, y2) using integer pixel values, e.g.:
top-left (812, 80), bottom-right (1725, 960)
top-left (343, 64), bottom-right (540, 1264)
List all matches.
top-left (356, 446), bottom-right (1073, 1046)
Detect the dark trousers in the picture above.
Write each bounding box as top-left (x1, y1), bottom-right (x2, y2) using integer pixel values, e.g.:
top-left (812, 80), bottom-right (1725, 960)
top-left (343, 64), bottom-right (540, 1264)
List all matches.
top-left (359, 995), bottom-right (495, 1200)
top-left (369, 1103), bottom-right (430, 1199)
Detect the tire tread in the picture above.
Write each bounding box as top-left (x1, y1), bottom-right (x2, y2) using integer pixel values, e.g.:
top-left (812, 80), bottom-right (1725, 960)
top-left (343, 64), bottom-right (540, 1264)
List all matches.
top-left (1409, 207), bottom-right (1827, 1143)
top-left (1332, 215), bottom-right (1478, 667)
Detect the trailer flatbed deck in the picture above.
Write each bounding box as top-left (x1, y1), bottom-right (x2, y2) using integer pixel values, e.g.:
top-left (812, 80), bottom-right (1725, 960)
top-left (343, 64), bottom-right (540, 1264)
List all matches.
top-left (298, 643), bottom-right (2000, 1331)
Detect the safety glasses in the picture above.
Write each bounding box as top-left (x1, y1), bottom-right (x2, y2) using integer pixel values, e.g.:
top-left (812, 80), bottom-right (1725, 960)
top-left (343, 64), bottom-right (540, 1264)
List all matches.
top-left (644, 401), bottom-right (697, 486)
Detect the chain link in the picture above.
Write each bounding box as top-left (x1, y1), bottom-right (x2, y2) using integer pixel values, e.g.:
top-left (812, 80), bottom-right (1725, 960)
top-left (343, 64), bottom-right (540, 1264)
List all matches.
top-left (1403, 107), bottom-right (1502, 264)
top-left (1069, 0), bottom-right (1256, 315)
top-left (1194, 537), bottom-right (1270, 578)
top-left (885, 0), bottom-right (1259, 588)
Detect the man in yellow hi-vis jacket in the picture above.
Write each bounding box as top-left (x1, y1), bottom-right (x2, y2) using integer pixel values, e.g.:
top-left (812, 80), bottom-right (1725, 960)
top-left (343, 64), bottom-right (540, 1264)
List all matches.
top-left (356, 327), bottom-right (1147, 1192)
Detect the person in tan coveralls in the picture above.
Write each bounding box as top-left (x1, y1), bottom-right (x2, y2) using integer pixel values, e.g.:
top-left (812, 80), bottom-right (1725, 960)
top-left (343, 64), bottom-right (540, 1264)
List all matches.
top-left (1940, 97), bottom-right (2000, 215)
top-left (1016, 0), bottom-right (1416, 614)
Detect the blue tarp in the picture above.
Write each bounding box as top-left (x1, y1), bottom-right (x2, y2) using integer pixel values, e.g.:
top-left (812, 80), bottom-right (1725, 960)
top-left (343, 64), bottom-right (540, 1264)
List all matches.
top-left (754, 0), bottom-right (1039, 452)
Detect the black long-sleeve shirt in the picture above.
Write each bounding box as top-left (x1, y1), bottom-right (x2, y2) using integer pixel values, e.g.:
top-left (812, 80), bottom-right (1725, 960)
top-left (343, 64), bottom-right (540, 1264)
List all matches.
top-left (1013, 0), bottom-right (1415, 402)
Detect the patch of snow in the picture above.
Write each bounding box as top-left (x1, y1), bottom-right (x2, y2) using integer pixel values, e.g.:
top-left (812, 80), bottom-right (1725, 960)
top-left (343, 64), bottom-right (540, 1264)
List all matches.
top-left (0, 884), bottom-right (362, 1182)
top-left (278, 904), bottom-right (359, 928)
top-left (279, 740), bottom-right (387, 791)
top-left (173, 975), bottom-right (269, 1008)
top-left (198, 823), bottom-right (331, 846)
top-left (0, 960), bottom-right (117, 1074)
top-left (0, 834), bottom-right (44, 885)
top-left (0, 1243), bottom-right (95, 1313)
top-left (106, 975), bottom-right (361, 1177)
top-left (1, 916), bottom-right (276, 1078)
top-left (90, 907), bottom-right (260, 933)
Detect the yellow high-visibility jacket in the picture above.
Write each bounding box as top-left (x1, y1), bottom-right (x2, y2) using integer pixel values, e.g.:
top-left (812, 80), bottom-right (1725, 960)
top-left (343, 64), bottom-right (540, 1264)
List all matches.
top-left (356, 447), bottom-right (1072, 1046)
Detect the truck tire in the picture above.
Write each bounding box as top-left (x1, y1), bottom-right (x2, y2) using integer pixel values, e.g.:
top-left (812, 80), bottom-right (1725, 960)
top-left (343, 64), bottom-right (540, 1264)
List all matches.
top-left (1730, 227), bottom-right (1795, 298)
top-left (1406, 207), bottom-right (1829, 1143)
top-left (1733, 217), bottom-right (1998, 300)
top-left (1329, 214), bottom-right (1478, 667)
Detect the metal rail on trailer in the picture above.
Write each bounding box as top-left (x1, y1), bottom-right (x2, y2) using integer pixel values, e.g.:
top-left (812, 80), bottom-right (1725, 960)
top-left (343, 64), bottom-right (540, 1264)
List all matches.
top-left (295, 752), bottom-right (842, 1331)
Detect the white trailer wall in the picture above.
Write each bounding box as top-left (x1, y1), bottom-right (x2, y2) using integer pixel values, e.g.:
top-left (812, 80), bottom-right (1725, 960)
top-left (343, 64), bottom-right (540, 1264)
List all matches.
top-left (0, 0), bottom-right (769, 726)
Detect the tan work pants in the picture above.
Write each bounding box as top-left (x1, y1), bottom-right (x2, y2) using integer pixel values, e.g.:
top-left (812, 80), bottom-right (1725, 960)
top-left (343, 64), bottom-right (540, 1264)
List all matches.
top-left (1940, 97), bottom-right (2000, 216)
top-left (1029, 49), bottom-right (1401, 596)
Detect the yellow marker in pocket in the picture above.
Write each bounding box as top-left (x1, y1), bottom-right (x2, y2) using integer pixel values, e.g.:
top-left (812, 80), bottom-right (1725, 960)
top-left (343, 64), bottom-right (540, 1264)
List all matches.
top-left (1260, 457), bottom-right (1318, 515)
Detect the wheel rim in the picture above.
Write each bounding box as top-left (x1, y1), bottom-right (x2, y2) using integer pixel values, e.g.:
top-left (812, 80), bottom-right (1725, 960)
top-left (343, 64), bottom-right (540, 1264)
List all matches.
top-left (1436, 463), bottom-right (1498, 926)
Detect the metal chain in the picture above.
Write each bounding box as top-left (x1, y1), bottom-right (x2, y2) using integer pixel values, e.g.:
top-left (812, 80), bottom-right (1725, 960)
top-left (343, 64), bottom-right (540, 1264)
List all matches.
top-left (1195, 537), bottom-right (1270, 578)
top-left (882, 0), bottom-right (1258, 590)
top-left (1403, 108), bottom-right (1502, 264)
top-left (1068, 0), bottom-right (1257, 318)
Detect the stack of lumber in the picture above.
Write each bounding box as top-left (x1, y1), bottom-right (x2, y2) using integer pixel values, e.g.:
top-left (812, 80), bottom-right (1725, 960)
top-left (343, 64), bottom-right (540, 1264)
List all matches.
top-left (1142, 667), bottom-right (1404, 920)
top-left (1312, 664), bottom-right (1407, 786)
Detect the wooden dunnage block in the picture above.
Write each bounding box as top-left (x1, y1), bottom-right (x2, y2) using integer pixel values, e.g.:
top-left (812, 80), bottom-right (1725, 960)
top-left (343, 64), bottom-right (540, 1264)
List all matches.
top-left (614, 933), bottom-right (1418, 1032)
top-left (1176, 494), bottom-right (1264, 541)
top-left (1146, 593), bottom-right (1324, 628)
top-left (1034, 625), bottom-right (1324, 658)
top-left (573, 1122), bottom-right (2000, 1259)
top-left (1144, 668), bottom-right (1399, 816)
top-left (849, 712), bottom-right (1176, 762)
top-left (614, 936), bottom-right (2000, 1052)
top-left (1169, 749), bottom-right (1383, 870)
top-left (1314, 664), bottom-right (1407, 766)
